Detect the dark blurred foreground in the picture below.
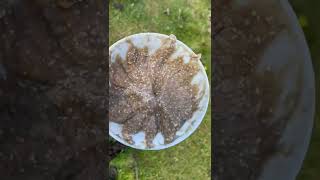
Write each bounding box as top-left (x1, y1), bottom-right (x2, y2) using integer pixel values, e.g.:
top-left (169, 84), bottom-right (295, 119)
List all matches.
top-left (0, 1), bottom-right (108, 179)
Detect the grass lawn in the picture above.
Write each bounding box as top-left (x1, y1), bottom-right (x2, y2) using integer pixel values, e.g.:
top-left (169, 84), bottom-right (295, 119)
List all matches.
top-left (109, 0), bottom-right (211, 179)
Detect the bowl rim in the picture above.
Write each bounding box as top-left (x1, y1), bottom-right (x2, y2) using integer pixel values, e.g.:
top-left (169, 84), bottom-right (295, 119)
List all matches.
top-left (256, 0), bottom-right (315, 179)
top-left (108, 32), bottom-right (210, 150)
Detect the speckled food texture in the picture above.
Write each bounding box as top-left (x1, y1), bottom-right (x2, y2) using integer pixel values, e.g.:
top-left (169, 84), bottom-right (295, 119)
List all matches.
top-left (0, 1), bottom-right (107, 179)
top-left (213, 1), bottom-right (291, 180)
top-left (109, 36), bottom-right (201, 147)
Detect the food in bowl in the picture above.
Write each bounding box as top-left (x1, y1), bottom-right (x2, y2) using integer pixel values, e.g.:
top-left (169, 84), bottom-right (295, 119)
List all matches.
top-left (109, 34), bottom-right (207, 148)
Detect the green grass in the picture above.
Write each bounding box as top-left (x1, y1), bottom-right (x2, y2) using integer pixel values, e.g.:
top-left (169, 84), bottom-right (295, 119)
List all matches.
top-left (111, 109), bottom-right (211, 180)
top-left (109, 0), bottom-right (211, 78)
top-left (109, 0), bottom-right (211, 179)
top-left (109, 1), bottom-right (320, 179)
top-left (290, 0), bottom-right (320, 179)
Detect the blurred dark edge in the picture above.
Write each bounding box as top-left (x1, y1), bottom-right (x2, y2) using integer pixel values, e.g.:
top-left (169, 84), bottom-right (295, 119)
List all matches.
top-left (0, 0), bottom-right (108, 179)
top-left (289, 0), bottom-right (320, 179)
top-left (212, 0), bottom-right (319, 180)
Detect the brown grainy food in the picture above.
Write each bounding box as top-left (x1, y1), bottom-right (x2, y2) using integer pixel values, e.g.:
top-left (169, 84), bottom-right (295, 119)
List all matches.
top-left (0, 1), bottom-right (107, 179)
top-left (213, 1), bottom-right (294, 180)
top-left (109, 36), bottom-right (201, 147)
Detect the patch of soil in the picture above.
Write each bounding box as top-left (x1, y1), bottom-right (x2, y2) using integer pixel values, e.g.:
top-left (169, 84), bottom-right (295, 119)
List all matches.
top-left (108, 166), bottom-right (118, 180)
top-left (108, 139), bottom-right (126, 160)
top-left (0, 1), bottom-right (108, 180)
top-left (213, 1), bottom-right (289, 180)
top-left (108, 139), bottom-right (126, 180)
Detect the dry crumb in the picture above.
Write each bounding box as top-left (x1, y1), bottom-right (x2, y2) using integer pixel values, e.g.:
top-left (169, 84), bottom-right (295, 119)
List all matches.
top-left (109, 36), bottom-right (201, 147)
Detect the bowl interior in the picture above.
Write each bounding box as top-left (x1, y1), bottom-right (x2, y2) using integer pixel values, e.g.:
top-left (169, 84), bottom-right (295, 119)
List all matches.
top-left (109, 33), bottom-right (210, 150)
top-left (253, 0), bottom-right (315, 179)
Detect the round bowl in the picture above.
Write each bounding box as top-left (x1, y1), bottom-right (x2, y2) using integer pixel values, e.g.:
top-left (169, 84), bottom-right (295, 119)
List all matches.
top-left (240, 0), bottom-right (315, 179)
top-left (214, 0), bottom-right (315, 179)
top-left (109, 33), bottom-right (210, 150)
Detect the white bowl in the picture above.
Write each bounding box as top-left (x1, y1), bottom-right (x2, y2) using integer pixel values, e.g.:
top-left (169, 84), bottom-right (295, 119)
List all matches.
top-left (240, 0), bottom-right (315, 179)
top-left (109, 33), bottom-right (210, 150)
